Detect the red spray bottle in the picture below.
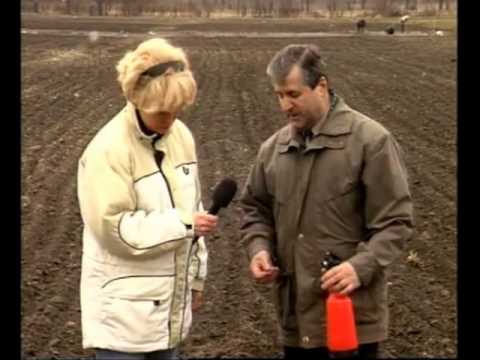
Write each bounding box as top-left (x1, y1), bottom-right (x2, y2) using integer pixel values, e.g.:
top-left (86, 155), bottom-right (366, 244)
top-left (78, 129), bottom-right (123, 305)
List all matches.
top-left (321, 251), bottom-right (359, 358)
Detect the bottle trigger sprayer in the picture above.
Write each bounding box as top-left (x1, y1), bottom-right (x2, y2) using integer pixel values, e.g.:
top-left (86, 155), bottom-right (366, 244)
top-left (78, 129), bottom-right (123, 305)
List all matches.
top-left (321, 251), bottom-right (359, 358)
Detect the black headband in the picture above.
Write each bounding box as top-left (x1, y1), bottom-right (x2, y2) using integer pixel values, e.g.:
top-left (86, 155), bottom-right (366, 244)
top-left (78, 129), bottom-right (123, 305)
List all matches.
top-left (141, 61), bottom-right (185, 78)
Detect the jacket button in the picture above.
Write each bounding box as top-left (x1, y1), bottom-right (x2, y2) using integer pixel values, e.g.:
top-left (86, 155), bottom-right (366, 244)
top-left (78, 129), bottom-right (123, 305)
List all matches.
top-left (302, 336), bottom-right (310, 344)
top-left (298, 233), bottom-right (304, 240)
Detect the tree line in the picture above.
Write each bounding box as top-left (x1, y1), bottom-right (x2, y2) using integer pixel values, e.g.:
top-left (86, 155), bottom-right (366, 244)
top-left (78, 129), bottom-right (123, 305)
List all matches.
top-left (22, 0), bottom-right (456, 17)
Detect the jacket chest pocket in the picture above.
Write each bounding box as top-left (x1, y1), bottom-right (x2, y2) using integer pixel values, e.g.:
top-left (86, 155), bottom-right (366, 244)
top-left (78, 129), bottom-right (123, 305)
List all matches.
top-left (272, 147), bottom-right (356, 204)
top-left (271, 152), bottom-right (305, 206)
top-left (174, 162), bottom-right (197, 190)
top-left (308, 148), bottom-right (357, 204)
top-left (172, 162), bottom-right (199, 217)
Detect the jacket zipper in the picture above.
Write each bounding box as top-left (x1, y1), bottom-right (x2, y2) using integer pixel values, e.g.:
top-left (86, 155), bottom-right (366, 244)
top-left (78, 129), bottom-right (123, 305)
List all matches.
top-left (152, 141), bottom-right (194, 345)
top-left (168, 252), bottom-right (177, 348)
top-left (168, 319), bottom-right (171, 341)
top-left (153, 149), bottom-right (175, 208)
top-left (152, 147), bottom-right (176, 346)
top-left (179, 242), bottom-right (194, 338)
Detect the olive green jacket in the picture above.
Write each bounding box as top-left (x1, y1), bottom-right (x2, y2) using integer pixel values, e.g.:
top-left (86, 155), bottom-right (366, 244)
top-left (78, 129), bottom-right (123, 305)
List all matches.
top-left (240, 96), bottom-right (414, 348)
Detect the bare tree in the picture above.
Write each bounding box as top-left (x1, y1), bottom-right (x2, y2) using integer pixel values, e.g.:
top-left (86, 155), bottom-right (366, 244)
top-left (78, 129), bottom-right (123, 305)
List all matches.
top-left (202, 0), bottom-right (213, 17)
top-left (96, 0), bottom-right (105, 15)
top-left (104, 0), bottom-right (114, 15)
top-left (404, 0), bottom-right (417, 9)
top-left (64, 0), bottom-right (72, 14)
top-left (237, 0), bottom-right (247, 16)
top-left (62, 0), bottom-right (83, 15)
top-left (121, 0), bottom-right (129, 15)
top-left (88, 1), bottom-right (95, 15)
top-left (327, 0), bottom-right (336, 16)
top-left (437, 0), bottom-right (451, 10)
top-left (346, 0), bottom-right (355, 12)
top-left (268, 0), bottom-right (274, 15)
top-left (373, 0), bottom-right (391, 14)
top-left (304, 0), bottom-right (311, 13)
top-left (253, 0), bottom-right (260, 16)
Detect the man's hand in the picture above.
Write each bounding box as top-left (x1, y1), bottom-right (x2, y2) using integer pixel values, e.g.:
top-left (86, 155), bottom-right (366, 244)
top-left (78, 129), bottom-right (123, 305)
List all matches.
top-left (321, 261), bottom-right (361, 295)
top-left (249, 250), bottom-right (279, 283)
top-left (193, 212), bottom-right (219, 237)
top-left (191, 290), bottom-right (203, 312)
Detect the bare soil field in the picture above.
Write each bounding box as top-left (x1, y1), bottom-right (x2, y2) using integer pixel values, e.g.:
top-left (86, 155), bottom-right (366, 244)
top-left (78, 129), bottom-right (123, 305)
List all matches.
top-left (21, 14), bottom-right (457, 359)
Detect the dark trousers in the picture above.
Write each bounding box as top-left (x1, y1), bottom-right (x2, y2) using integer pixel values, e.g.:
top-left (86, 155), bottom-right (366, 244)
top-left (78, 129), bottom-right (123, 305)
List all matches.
top-left (284, 342), bottom-right (379, 359)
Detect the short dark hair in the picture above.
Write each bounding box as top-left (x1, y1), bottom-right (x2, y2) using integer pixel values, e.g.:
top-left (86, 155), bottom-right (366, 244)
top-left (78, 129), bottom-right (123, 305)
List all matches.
top-left (266, 44), bottom-right (328, 89)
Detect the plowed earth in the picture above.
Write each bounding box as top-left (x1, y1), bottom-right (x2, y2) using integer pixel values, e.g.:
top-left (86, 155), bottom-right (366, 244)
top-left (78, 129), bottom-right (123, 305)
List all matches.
top-left (21, 14), bottom-right (456, 359)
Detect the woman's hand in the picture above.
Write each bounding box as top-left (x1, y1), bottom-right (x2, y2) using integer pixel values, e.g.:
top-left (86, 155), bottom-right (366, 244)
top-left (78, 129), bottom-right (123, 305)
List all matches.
top-left (193, 212), bottom-right (218, 237)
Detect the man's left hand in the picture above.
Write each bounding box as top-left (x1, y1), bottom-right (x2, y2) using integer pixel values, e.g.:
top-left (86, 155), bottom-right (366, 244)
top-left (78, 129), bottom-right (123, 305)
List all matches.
top-left (192, 290), bottom-right (203, 312)
top-left (321, 261), bottom-right (361, 295)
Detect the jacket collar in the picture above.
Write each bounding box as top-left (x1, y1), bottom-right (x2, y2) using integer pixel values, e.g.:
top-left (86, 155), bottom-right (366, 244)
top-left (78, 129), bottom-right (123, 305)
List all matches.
top-left (127, 102), bottom-right (166, 145)
top-left (278, 95), bottom-right (354, 153)
top-left (126, 103), bottom-right (157, 140)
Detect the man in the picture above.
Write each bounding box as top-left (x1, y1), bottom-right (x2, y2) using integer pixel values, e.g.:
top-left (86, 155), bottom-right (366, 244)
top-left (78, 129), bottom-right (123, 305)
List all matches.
top-left (240, 44), bottom-right (414, 359)
top-left (77, 38), bottom-right (218, 360)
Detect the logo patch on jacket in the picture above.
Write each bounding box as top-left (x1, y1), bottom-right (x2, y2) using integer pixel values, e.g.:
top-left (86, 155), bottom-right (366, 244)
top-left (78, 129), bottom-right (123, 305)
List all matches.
top-left (183, 166), bottom-right (190, 175)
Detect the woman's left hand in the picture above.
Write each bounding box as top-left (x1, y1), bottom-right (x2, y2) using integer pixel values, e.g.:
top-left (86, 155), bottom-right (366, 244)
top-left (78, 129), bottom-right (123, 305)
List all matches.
top-left (192, 290), bottom-right (203, 312)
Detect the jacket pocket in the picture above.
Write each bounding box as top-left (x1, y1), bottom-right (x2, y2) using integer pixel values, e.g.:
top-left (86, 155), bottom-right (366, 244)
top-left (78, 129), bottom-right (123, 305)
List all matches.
top-left (100, 275), bottom-right (174, 345)
top-left (324, 177), bottom-right (359, 203)
top-left (350, 283), bottom-right (381, 325)
top-left (273, 277), bottom-right (297, 332)
top-left (318, 182), bottom-right (364, 241)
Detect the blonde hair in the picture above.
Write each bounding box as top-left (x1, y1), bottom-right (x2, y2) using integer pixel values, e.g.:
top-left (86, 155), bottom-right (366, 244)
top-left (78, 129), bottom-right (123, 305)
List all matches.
top-left (116, 38), bottom-right (197, 114)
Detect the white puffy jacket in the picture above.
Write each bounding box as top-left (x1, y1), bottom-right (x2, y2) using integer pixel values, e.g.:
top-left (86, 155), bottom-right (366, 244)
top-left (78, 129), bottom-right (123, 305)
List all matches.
top-left (77, 103), bottom-right (207, 352)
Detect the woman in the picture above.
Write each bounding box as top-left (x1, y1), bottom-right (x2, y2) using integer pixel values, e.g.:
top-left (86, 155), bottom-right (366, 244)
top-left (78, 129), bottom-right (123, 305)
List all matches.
top-left (77, 38), bottom-right (218, 360)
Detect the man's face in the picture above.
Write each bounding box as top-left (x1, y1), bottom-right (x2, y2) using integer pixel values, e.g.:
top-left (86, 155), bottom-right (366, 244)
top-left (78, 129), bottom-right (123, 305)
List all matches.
top-left (273, 65), bottom-right (327, 131)
top-left (141, 111), bottom-right (176, 134)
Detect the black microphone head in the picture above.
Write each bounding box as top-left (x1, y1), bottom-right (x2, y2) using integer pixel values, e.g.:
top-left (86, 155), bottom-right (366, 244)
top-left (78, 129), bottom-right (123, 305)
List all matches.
top-left (210, 177), bottom-right (237, 214)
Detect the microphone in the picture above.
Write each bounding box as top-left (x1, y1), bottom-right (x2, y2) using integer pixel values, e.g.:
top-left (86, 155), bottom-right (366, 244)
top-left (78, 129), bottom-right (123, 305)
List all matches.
top-left (208, 177), bottom-right (238, 215)
top-left (192, 177), bottom-right (237, 243)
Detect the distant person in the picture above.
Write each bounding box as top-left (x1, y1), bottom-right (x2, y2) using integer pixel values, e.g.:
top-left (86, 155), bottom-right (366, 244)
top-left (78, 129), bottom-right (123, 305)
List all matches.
top-left (77, 38), bottom-right (218, 360)
top-left (240, 44), bottom-right (414, 359)
top-left (356, 19), bottom-right (366, 33)
top-left (400, 15), bottom-right (410, 33)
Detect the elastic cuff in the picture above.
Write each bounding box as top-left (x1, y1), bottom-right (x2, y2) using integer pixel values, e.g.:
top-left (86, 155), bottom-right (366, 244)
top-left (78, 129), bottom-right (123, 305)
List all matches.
top-left (247, 237), bottom-right (274, 261)
top-left (348, 252), bottom-right (380, 287)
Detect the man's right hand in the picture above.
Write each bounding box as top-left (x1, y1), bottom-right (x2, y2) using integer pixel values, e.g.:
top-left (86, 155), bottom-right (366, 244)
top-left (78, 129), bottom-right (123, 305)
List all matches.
top-left (249, 250), bottom-right (279, 283)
